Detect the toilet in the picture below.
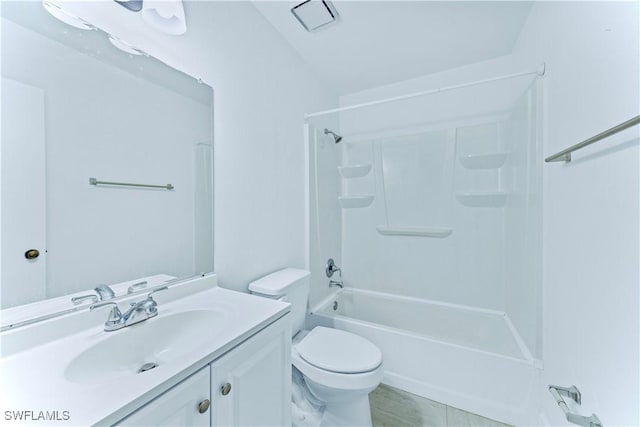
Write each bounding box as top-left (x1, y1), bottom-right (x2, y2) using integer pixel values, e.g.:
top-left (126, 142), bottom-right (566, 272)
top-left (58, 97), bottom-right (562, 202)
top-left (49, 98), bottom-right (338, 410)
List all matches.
top-left (249, 268), bottom-right (384, 427)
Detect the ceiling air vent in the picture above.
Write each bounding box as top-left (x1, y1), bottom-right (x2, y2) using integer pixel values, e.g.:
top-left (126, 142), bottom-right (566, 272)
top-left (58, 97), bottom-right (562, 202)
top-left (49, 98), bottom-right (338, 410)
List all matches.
top-left (291, 0), bottom-right (339, 32)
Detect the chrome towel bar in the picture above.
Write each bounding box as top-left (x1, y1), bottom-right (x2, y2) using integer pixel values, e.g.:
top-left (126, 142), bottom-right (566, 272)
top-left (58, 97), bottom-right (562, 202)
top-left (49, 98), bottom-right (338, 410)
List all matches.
top-left (89, 177), bottom-right (174, 190)
top-left (548, 385), bottom-right (602, 427)
top-left (545, 115), bottom-right (640, 162)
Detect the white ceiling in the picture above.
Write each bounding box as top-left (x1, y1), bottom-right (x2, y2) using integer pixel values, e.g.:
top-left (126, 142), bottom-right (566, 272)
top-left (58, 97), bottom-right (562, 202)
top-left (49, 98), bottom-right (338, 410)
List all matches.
top-left (252, 1), bottom-right (533, 94)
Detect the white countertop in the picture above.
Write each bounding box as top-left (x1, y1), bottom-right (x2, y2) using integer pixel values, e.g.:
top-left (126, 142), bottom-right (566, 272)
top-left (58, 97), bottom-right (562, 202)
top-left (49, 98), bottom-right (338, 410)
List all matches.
top-left (0, 277), bottom-right (290, 426)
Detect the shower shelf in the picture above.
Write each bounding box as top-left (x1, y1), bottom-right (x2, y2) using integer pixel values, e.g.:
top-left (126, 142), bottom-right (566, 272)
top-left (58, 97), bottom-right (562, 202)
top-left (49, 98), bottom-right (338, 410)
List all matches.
top-left (459, 152), bottom-right (508, 169)
top-left (456, 192), bottom-right (507, 207)
top-left (338, 164), bottom-right (372, 178)
top-left (376, 226), bottom-right (452, 238)
top-left (339, 196), bottom-right (374, 209)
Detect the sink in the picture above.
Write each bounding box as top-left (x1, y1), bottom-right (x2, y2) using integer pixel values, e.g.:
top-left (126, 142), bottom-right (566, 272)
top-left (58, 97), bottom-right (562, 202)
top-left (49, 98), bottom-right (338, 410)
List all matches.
top-left (65, 309), bottom-right (228, 384)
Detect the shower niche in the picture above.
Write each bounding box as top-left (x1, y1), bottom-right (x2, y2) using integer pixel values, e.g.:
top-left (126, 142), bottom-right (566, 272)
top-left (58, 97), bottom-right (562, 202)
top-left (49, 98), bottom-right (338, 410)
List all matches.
top-left (455, 122), bottom-right (508, 207)
top-left (337, 160), bottom-right (375, 209)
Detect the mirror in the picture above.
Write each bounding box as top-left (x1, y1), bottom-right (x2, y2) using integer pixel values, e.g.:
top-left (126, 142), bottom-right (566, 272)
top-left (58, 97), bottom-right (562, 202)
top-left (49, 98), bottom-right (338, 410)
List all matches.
top-left (1, 2), bottom-right (214, 313)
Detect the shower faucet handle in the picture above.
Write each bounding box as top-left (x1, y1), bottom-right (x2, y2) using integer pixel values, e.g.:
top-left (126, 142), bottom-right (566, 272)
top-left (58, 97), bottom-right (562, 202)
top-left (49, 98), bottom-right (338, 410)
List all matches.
top-left (325, 258), bottom-right (341, 278)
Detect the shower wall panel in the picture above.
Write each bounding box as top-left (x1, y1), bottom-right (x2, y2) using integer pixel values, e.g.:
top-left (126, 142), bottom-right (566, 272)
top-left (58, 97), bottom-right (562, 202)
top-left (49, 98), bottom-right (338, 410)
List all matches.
top-left (334, 58), bottom-right (542, 349)
top-left (307, 125), bottom-right (342, 308)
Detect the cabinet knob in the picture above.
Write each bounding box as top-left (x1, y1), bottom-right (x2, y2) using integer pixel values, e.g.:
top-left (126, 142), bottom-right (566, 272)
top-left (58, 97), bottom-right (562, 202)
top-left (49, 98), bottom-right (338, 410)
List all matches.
top-left (221, 383), bottom-right (232, 396)
top-left (198, 399), bottom-right (210, 414)
top-left (25, 249), bottom-right (40, 260)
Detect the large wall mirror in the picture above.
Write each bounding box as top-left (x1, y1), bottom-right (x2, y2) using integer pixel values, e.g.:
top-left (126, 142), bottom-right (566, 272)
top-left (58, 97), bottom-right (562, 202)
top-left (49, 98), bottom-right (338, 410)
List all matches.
top-left (1, 2), bottom-right (214, 313)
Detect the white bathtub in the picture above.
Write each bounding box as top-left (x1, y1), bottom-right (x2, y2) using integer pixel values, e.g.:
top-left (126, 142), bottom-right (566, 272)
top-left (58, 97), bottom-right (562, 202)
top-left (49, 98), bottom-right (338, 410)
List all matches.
top-left (308, 288), bottom-right (541, 426)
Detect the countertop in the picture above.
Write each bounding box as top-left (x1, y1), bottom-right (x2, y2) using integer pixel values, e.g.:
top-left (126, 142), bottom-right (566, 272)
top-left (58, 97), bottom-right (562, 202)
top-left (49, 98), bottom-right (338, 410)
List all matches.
top-left (0, 277), bottom-right (290, 426)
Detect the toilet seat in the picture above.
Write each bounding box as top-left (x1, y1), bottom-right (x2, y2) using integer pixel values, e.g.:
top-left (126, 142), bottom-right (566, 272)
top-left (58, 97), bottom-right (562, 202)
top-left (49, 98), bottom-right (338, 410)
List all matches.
top-left (296, 327), bottom-right (382, 374)
top-left (292, 328), bottom-right (384, 392)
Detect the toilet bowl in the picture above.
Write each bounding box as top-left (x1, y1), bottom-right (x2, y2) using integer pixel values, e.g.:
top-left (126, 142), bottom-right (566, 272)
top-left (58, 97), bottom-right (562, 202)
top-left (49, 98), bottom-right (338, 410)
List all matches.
top-left (249, 268), bottom-right (384, 427)
top-left (292, 328), bottom-right (383, 426)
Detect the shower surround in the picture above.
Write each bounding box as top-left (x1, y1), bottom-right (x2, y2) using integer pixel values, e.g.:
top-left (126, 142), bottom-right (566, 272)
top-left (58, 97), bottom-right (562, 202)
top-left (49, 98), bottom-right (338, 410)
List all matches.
top-left (307, 60), bottom-right (543, 425)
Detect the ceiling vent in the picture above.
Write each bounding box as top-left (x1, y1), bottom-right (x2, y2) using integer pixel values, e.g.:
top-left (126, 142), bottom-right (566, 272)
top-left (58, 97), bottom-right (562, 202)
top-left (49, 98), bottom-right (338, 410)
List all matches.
top-left (291, 0), bottom-right (339, 32)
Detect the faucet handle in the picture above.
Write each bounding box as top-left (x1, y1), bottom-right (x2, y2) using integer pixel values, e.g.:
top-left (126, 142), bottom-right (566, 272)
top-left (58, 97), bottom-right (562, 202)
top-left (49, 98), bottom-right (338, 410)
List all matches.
top-left (137, 286), bottom-right (168, 316)
top-left (326, 258), bottom-right (341, 278)
top-left (90, 301), bottom-right (123, 324)
top-left (71, 294), bottom-right (99, 305)
top-left (147, 286), bottom-right (169, 299)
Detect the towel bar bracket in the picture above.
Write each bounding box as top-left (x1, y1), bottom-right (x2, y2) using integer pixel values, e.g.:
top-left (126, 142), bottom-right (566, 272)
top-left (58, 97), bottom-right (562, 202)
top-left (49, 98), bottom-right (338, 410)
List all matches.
top-left (548, 153), bottom-right (571, 163)
top-left (548, 385), bottom-right (602, 427)
top-left (550, 384), bottom-right (581, 404)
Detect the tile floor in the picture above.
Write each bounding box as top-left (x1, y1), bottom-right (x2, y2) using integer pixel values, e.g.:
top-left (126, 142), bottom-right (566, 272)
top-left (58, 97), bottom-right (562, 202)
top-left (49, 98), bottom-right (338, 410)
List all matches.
top-left (370, 384), bottom-right (510, 427)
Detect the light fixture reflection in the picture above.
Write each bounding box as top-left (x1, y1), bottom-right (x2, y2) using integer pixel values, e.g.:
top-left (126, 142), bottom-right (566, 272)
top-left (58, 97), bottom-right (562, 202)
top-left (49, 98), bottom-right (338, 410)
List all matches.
top-left (141, 0), bottom-right (187, 35)
top-left (107, 35), bottom-right (145, 56)
top-left (42, 1), bottom-right (93, 30)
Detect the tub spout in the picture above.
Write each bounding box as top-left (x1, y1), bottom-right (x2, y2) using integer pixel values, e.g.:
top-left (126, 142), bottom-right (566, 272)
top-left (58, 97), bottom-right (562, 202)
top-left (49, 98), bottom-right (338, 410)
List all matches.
top-left (329, 280), bottom-right (343, 288)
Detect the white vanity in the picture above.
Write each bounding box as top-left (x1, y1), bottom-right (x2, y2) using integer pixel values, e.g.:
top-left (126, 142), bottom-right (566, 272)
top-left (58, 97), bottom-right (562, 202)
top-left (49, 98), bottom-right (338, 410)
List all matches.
top-left (0, 275), bottom-right (292, 426)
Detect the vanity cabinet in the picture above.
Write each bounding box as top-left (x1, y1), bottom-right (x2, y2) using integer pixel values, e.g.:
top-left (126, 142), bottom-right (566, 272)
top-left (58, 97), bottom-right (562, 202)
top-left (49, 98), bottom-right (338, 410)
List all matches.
top-left (116, 367), bottom-right (211, 427)
top-left (113, 315), bottom-right (290, 427)
top-left (210, 315), bottom-right (291, 427)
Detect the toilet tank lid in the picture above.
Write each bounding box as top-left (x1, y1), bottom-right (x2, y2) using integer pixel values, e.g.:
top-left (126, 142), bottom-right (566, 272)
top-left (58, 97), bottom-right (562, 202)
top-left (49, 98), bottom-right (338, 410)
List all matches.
top-left (248, 268), bottom-right (310, 296)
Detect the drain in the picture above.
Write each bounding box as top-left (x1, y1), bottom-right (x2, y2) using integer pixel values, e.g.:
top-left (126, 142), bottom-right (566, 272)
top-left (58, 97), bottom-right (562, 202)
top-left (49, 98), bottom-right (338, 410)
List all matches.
top-left (332, 301), bottom-right (338, 311)
top-left (138, 362), bottom-right (158, 373)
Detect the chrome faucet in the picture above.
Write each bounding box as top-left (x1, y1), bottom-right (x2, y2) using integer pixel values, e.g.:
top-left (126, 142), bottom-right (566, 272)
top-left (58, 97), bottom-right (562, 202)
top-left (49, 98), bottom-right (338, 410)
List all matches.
top-left (94, 284), bottom-right (116, 300)
top-left (90, 286), bottom-right (168, 332)
top-left (329, 280), bottom-right (344, 288)
top-left (326, 258), bottom-right (344, 288)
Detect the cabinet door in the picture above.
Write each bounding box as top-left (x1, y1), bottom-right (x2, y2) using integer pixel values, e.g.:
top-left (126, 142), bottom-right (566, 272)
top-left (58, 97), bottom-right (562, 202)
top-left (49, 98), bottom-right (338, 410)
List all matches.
top-left (116, 367), bottom-right (211, 427)
top-left (211, 315), bottom-right (291, 427)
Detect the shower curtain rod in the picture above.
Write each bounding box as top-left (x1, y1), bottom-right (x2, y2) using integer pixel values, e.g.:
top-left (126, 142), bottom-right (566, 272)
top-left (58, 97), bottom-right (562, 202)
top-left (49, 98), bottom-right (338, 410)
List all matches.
top-left (305, 63), bottom-right (546, 119)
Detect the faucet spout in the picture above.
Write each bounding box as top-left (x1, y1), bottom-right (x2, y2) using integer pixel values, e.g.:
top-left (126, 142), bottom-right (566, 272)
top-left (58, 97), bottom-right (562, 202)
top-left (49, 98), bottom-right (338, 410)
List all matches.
top-left (94, 284), bottom-right (116, 300)
top-left (90, 287), bottom-right (168, 332)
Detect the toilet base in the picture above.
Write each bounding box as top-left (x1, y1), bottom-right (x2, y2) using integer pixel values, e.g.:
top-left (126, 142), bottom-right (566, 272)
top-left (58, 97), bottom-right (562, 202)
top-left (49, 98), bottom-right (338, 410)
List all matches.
top-left (292, 367), bottom-right (375, 427)
top-left (320, 394), bottom-right (372, 427)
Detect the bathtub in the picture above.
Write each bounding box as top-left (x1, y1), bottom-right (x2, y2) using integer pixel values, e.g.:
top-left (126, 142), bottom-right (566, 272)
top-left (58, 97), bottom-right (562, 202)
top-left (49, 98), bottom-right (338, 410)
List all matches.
top-left (307, 288), bottom-right (541, 426)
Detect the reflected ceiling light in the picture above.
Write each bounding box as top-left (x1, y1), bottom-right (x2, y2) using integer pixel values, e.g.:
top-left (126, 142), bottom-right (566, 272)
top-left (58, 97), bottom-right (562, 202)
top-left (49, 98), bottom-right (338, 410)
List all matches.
top-left (141, 0), bottom-right (187, 35)
top-left (42, 0), bottom-right (94, 30)
top-left (113, 0), bottom-right (144, 13)
top-left (107, 35), bottom-right (145, 56)
top-left (291, 0), bottom-right (339, 32)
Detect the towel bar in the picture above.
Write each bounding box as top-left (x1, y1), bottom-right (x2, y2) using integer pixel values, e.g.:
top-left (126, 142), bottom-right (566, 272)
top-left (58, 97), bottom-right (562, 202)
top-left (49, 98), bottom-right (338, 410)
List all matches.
top-left (89, 177), bottom-right (174, 190)
top-left (545, 115), bottom-right (640, 162)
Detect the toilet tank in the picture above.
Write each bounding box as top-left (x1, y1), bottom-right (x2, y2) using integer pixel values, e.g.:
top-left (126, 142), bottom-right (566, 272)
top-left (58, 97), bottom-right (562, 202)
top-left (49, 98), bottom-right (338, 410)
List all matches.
top-left (248, 268), bottom-right (310, 337)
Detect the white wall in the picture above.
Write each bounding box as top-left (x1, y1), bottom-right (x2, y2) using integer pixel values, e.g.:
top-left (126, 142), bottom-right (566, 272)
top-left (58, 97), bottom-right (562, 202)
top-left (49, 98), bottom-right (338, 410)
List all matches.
top-left (512, 2), bottom-right (639, 425)
top-left (46, 1), bottom-right (338, 292)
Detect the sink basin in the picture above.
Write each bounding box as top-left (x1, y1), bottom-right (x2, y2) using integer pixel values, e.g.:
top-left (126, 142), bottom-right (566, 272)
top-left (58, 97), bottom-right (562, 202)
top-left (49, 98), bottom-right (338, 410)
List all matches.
top-left (65, 309), bottom-right (228, 384)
